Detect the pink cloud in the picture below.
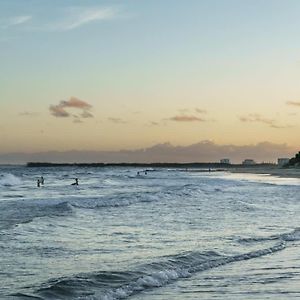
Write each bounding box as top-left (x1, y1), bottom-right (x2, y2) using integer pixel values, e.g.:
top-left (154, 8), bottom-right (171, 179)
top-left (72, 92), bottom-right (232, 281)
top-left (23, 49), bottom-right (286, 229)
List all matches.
top-left (49, 96), bottom-right (93, 121)
top-left (287, 101), bottom-right (300, 107)
top-left (61, 97), bottom-right (92, 109)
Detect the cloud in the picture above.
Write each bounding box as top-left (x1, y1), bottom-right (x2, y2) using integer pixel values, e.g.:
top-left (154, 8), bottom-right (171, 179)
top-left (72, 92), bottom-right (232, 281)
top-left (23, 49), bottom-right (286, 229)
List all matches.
top-left (1, 6), bottom-right (121, 34)
top-left (49, 105), bottom-right (70, 117)
top-left (167, 108), bottom-right (207, 122)
top-left (150, 121), bottom-right (159, 126)
top-left (195, 108), bottom-right (207, 114)
top-left (286, 101), bottom-right (300, 107)
top-left (19, 111), bottom-right (39, 117)
top-left (178, 108), bottom-right (189, 114)
top-left (108, 117), bottom-right (127, 124)
top-left (10, 15), bottom-right (32, 26)
top-left (81, 111), bottom-right (93, 118)
top-left (60, 97), bottom-right (92, 109)
top-left (49, 96), bottom-right (93, 121)
top-left (169, 115), bottom-right (205, 122)
top-left (1, 15), bottom-right (32, 28)
top-left (0, 141), bottom-right (295, 164)
top-left (73, 116), bottom-right (83, 124)
top-left (239, 113), bottom-right (290, 129)
top-left (50, 7), bottom-right (119, 31)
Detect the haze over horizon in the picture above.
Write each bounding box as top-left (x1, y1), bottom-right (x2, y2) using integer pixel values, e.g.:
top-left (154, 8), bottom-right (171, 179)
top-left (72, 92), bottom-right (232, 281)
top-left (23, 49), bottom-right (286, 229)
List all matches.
top-left (1, 0), bottom-right (299, 163)
top-left (0, 140), bottom-right (296, 164)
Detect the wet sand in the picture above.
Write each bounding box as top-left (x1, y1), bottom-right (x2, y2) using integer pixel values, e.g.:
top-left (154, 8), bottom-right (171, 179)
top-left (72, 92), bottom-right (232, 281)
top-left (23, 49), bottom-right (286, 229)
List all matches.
top-left (229, 166), bottom-right (300, 179)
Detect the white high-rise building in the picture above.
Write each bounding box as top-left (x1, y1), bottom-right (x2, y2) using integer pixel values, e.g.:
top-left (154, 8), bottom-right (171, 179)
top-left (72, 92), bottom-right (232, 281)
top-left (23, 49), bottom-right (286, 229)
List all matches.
top-left (220, 159), bottom-right (230, 164)
top-left (242, 159), bottom-right (256, 165)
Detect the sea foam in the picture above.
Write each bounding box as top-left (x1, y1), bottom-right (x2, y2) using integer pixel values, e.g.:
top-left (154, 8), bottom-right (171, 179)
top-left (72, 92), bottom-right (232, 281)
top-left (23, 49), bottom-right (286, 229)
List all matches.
top-left (0, 173), bottom-right (22, 186)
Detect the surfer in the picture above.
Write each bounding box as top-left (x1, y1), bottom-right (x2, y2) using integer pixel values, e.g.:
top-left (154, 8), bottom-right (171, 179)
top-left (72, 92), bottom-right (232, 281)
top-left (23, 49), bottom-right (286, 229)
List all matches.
top-left (40, 176), bottom-right (44, 185)
top-left (37, 179), bottom-right (41, 187)
top-left (71, 178), bottom-right (79, 185)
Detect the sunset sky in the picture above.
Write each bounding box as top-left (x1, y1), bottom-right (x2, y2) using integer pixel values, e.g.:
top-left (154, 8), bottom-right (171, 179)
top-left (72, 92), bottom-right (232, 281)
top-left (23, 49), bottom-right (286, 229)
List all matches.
top-left (0, 0), bottom-right (299, 161)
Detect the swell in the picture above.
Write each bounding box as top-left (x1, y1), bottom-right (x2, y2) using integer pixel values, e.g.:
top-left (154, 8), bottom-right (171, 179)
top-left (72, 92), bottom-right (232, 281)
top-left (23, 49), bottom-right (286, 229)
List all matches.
top-left (68, 182), bottom-right (199, 210)
top-left (16, 242), bottom-right (286, 300)
top-left (238, 227), bottom-right (300, 243)
top-left (0, 173), bottom-right (210, 231)
top-left (0, 201), bottom-right (73, 231)
top-left (0, 188), bottom-right (162, 230)
top-left (0, 185), bottom-right (170, 230)
top-left (70, 191), bottom-right (161, 209)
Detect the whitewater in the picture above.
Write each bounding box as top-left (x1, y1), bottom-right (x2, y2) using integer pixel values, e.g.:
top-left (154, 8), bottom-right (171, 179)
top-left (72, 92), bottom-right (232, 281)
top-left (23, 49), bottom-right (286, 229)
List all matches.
top-left (0, 165), bottom-right (300, 299)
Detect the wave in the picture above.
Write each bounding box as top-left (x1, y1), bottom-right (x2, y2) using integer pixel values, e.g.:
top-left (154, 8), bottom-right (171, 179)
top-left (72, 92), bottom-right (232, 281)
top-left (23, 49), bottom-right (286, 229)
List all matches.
top-left (0, 185), bottom-right (166, 231)
top-left (71, 191), bottom-right (160, 209)
top-left (68, 182), bottom-right (191, 209)
top-left (0, 201), bottom-right (73, 231)
top-left (0, 189), bottom-right (161, 230)
top-left (16, 242), bottom-right (286, 300)
top-left (0, 173), bottom-right (22, 186)
top-left (238, 228), bottom-right (300, 243)
top-left (3, 194), bottom-right (24, 198)
top-left (0, 179), bottom-right (229, 230)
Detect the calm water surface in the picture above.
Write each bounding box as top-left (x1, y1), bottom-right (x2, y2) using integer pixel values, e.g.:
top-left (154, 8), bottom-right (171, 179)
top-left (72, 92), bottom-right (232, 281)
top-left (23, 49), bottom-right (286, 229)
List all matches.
top-left (0, 166), bottom-right (299, 299)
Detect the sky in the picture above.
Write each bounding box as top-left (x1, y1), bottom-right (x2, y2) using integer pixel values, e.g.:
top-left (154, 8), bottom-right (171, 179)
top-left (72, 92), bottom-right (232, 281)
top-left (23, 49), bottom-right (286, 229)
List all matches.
top-left (0, 0), bottom-right (299, 162)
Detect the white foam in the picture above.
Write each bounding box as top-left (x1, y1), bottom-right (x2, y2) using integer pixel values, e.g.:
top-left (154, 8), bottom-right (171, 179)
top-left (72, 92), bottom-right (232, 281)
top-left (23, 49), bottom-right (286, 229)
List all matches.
top-left (0, 173), bottom-right (22, 186)
top-left (281, 228), bottom-right (300, 241)
top-left (221, 172), bottom-right (300, 186)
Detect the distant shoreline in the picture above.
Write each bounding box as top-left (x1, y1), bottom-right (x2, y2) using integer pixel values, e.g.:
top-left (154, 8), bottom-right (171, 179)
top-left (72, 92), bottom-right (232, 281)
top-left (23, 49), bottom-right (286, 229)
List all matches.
top-left (26, 162), bottom-right (276, 168)
top-left (24, 162), bottom-right (300, 179)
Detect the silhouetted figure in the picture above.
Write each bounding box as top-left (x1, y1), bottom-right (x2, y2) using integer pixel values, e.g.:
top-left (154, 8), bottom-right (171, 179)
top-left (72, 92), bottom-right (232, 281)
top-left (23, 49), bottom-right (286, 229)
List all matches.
top-left (137, 171), bottom-right (140, 176)
top-left (144, 171), bottom-right (147, 175)
top-left (40, 176), bottom-right (44, 185)
top-left (71, 178), bottom-right (79, 185)
top-left (37, 179), bottom-right (41, 187)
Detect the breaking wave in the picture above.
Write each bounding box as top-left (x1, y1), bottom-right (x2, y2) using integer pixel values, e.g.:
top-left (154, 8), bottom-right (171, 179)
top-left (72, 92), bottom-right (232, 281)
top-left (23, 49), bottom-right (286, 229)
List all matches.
top-left (16, 242), bottom-right (286, 300)
top-left (0, 201), bottom-right (73, 231)
top-left (0, 173), bottom-right (22, 186)
top-left (0, 189), bottom-right (163, 230)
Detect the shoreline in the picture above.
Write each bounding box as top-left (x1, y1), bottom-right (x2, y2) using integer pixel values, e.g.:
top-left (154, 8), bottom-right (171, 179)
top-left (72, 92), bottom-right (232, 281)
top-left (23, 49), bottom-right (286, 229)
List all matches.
top-left (7, 162), bottom-right (300, 179)
top-left (228, 166), bottom-right (300, 179)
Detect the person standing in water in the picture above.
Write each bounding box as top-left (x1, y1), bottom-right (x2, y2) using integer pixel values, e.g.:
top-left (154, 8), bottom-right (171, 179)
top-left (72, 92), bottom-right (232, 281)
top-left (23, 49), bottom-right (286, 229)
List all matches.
top-left (71, 178), bottom-right (79, 185)
top-left (37, 179), bottom-right (41, 187)
top-left (40, 176), bottom-right (44, 185)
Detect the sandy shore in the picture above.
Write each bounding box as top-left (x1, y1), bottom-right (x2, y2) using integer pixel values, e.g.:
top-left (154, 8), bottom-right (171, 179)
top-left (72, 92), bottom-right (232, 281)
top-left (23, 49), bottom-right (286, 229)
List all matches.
top-left (228, 166), bottom-right (300, 179)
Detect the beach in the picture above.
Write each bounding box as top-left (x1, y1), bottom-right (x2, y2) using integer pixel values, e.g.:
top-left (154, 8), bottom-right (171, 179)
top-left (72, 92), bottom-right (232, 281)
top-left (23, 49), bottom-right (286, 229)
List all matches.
top-left (229, 166), bottom-right (300, 179)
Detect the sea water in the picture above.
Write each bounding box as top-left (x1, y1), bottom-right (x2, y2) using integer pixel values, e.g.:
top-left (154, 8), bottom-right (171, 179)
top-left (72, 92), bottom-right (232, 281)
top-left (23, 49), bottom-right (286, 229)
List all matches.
top-left (0, 166), bottom-right (299, 299)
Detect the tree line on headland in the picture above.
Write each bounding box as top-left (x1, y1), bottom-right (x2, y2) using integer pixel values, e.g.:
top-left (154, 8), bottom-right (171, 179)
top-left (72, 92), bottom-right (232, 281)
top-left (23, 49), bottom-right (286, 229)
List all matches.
top-left (26, 162), bottom-right (274, 168)
top-left (288, 151), bottom-right (300, 167)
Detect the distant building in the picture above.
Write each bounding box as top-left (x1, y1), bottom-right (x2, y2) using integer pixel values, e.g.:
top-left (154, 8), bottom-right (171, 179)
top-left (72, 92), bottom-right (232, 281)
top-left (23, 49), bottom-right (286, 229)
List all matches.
top-left (242, 159), bottom-right (256, 165)
top-left (277, 158), bottom-right (289, 167)
top-left (220, 158), bottom-right (230, 164)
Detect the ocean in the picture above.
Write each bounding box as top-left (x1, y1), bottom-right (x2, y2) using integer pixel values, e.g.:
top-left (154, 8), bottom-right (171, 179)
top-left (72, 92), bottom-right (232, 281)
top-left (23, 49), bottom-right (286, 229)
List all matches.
top-left (0, 166), bottom-right (300, 299)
